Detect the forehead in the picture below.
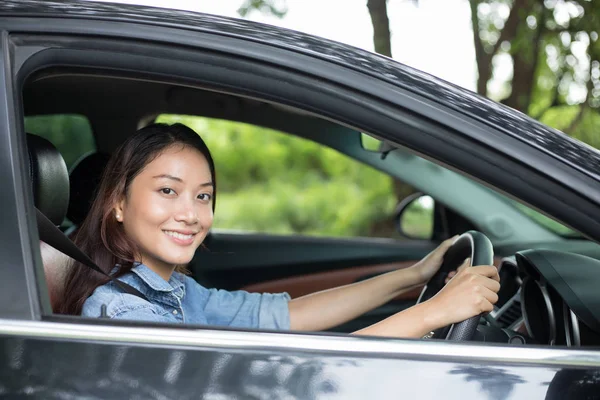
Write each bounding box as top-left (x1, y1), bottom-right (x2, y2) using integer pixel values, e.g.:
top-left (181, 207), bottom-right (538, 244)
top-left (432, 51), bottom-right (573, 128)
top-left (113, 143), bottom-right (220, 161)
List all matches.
top-left (141, 145), bottom-right (211, 180)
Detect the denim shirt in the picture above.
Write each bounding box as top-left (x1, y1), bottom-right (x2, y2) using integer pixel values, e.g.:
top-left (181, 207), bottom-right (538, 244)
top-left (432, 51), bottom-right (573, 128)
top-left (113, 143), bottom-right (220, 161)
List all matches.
top-left (81, 264), bottom-right (291, 330)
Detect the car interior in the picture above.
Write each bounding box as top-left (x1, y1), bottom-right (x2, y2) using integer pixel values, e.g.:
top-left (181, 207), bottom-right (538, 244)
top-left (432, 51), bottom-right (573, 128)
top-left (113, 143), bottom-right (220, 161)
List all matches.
top-left (22, 68), bottom-right (600, 346)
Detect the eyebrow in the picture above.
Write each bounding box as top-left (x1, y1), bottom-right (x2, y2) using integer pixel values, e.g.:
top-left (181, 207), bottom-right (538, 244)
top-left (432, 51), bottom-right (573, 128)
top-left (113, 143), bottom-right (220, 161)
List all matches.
top-left (153, 174), bottom-right (213, 187)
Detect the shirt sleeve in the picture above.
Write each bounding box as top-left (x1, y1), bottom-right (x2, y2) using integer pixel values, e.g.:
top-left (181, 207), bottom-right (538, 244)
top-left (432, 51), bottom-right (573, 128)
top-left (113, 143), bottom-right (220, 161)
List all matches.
top-left (202, 288), bottom-right (291, 330)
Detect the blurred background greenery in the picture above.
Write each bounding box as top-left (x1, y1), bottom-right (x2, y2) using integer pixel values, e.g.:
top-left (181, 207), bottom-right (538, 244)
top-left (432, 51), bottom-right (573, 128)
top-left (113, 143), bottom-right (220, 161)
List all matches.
top-left (155, 115), bottom-right (400, 238)
top-left (25, 0), bottom-right (600, 239)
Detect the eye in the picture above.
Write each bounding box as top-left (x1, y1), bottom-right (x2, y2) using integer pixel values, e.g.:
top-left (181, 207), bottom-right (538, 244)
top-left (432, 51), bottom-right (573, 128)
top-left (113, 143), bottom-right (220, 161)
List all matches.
top-left (160, 188), bottom-right (176, 196)
top-left (198, 193), bottom-right (212, 202)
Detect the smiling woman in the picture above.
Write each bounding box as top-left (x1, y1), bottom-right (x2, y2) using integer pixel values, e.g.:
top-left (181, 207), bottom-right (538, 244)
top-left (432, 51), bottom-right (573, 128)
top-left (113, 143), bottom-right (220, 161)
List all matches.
top-left (57, 123), bottom-right (218, 314)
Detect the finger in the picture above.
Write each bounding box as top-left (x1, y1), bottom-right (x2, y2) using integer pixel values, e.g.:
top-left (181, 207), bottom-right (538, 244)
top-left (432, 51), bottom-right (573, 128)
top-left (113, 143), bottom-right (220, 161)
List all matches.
top-left (475, 297), bottom-right (495, 314)
top-left (457, 257), bottom-right (471, 272)
top-left (479, 286), bottom-right (499, 306)
top-left (469, 265), bottom-right (500, 282)
top-left (467, 274), bottom-right (501, 294)
top-left (439, 235), bottom-right (460, 251)
top-left (469, 287), bottom-right (497, 314)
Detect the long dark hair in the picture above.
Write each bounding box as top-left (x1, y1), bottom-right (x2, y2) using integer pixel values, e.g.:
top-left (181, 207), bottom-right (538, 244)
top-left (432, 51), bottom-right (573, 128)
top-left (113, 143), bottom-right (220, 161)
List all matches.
top-left (56, 123), bottom-right (217, 315)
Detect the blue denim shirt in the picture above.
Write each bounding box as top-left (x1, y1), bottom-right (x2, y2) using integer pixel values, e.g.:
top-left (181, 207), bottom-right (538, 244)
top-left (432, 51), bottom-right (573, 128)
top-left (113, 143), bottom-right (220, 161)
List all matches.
top-left (81, 264), bottom-right (291, 330)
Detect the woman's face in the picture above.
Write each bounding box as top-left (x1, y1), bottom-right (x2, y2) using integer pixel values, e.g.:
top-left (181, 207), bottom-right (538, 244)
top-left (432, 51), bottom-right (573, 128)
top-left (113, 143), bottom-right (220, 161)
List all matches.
top-left (115, 145), bottom-right (214, 277)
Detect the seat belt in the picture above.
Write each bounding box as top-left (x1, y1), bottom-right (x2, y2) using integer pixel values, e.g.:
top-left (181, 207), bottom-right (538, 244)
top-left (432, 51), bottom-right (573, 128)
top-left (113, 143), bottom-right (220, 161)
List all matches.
top-left (35, 207), bottom-right (148, 301)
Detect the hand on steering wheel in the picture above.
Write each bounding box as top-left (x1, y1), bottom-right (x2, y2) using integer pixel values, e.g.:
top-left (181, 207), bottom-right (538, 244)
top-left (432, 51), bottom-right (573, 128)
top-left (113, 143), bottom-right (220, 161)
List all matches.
top-left (417, 231), bottom-right (499, 341)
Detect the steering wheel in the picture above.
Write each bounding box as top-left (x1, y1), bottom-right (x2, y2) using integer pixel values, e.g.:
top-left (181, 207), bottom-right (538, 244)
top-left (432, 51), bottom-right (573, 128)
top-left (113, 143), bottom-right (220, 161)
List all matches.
top-left (416, 231), bottom-right (494, 341)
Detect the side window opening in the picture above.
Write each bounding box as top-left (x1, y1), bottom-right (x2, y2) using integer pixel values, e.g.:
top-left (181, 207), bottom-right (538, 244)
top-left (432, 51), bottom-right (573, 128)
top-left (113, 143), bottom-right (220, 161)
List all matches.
top-left (155, 114), bottom-right (402, 239)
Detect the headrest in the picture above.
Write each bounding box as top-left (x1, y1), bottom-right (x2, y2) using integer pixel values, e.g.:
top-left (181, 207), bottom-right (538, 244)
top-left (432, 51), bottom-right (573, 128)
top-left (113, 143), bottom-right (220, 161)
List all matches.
top-left (67, 151), bottom-right (110, 225)
top-left (27, 134), bottom-right (69, 225)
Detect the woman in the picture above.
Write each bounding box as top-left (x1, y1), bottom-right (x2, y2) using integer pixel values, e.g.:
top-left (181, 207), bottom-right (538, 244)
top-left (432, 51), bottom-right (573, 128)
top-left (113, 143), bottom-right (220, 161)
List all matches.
top-left (57, 123), bottom-right (500, 338)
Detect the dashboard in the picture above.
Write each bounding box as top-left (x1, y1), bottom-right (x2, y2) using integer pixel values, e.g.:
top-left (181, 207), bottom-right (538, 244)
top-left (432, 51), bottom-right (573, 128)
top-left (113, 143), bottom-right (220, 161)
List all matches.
top-left (485, 250), bottom-right (600, 347)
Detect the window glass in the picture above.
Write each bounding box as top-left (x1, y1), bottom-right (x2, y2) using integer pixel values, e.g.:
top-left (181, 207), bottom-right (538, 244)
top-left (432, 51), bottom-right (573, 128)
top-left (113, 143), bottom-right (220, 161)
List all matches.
top-left (156, 114), bottom-right (399, 238)
top-left (24, 114), bottom-right (95, 169)
top-left (512, 202), bottom-right (579, 237)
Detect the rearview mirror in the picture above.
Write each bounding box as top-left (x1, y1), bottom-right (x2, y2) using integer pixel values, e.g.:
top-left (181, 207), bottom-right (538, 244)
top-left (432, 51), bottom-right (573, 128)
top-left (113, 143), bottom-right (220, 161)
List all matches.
top-left (395, 192), bottom-right (434, 240)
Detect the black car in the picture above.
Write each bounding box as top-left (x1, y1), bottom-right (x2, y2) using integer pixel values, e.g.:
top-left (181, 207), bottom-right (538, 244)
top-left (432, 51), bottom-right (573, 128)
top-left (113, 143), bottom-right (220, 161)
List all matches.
top-left (1, 0), bottom-right (600, 398)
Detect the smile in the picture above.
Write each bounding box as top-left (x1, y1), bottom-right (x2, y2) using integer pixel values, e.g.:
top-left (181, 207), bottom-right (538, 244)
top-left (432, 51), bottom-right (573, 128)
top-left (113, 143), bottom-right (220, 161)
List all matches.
top-left (163, 230), bottom-right (196, 242)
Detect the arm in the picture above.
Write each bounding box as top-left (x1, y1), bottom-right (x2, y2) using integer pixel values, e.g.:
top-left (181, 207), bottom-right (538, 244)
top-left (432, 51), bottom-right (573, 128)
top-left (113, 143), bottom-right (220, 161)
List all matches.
top-left (288, 236), bottom-right (458, 331)
top-left (288, 264), bottom-right (423, 331)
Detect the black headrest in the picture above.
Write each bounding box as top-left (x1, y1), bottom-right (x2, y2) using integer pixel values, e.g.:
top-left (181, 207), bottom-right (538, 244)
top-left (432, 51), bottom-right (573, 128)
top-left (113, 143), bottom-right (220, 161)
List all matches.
top-left (67, 151), bottom-right (110, 225)
top-left (27, 134), bottom-right (69, 225)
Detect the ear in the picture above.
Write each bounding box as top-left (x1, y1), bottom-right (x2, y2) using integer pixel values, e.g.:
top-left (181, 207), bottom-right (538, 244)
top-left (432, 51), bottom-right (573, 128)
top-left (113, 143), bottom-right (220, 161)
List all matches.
top-left (113, 197), bottom-right (126, 223)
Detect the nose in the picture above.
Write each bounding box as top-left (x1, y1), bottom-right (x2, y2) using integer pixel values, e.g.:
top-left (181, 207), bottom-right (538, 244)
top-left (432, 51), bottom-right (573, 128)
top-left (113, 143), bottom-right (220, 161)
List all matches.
top-left (174, 197), bottom-right (199, 225)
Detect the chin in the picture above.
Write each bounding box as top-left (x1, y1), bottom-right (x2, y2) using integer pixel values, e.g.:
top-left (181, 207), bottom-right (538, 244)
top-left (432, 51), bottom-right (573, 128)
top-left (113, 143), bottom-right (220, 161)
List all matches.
top-left (165, 255), bottom-right (194, 267)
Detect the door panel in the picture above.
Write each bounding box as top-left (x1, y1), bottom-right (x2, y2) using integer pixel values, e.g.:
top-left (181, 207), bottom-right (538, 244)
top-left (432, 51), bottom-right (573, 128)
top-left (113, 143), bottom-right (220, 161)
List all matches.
top-left (190, 232), bottom-right (437, 289)
top-left (240, 261), bottom-right (422, 300)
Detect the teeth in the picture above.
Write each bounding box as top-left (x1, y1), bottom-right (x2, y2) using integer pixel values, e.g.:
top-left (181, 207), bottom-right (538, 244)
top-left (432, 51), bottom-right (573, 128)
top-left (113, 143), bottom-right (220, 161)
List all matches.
top-left (165, 231), bottom-right (194, 240)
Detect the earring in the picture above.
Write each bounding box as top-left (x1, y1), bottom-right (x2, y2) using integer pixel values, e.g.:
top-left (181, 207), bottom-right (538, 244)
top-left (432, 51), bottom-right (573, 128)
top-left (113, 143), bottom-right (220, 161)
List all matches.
top-left (116, 213), bottom-right (121, 221)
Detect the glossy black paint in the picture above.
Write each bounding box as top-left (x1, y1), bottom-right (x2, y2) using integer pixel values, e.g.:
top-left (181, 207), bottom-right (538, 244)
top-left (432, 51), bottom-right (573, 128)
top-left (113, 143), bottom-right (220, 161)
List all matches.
top-left (2, 0), bottom-right (599, 181)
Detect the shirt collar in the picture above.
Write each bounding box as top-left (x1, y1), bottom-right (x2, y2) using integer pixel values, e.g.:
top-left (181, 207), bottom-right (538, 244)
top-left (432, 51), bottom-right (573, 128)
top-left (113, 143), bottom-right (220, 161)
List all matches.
top-left (123, 263), bottom-right (185, 294)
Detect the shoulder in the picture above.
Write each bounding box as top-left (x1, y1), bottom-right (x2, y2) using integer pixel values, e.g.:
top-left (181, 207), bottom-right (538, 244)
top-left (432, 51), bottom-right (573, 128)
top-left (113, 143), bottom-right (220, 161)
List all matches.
top-left (82, 282), bottom-right (168, 321)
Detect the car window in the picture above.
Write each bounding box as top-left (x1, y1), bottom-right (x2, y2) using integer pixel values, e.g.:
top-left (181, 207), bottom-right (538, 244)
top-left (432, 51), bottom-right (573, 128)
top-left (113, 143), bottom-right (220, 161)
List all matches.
top-left (156, 114), bottom-right (402, 239)
top-left (24, 114), bottom-right (95, 169)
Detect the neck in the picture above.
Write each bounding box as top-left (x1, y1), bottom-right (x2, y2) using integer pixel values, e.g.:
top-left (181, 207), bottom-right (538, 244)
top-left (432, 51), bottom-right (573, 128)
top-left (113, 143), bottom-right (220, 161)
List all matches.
top-left (139, 260), bottom-right (176, 281)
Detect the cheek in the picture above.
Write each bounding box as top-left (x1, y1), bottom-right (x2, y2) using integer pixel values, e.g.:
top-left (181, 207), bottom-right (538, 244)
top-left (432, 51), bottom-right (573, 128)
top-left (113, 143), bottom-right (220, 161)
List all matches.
top-left (124, 194), bottom-right (171, 228)
top-left (201, 207), bottom-right (214, 228)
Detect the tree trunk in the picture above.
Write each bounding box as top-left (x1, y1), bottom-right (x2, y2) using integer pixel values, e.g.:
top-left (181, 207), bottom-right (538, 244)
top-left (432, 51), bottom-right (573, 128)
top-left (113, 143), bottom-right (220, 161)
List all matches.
top-left (503, 0), bottom-right (545, 112)
top-left (469, 0), bottom-right (541, 106)
top-left (367, 0), bottom-right (392, 57)
top-left (470, 0), bottom-right (491, 96)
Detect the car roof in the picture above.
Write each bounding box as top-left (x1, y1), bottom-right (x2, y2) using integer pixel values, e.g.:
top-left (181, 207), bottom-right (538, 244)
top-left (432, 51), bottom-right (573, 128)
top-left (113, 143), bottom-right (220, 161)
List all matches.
top-left (2, 0), bottom-right (600, 181)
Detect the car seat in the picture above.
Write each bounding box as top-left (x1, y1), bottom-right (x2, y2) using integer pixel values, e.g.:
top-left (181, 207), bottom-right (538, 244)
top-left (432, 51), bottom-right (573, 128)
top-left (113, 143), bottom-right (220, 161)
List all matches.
top-left (27, 133), bottom-right (71, 310)
top-left (67, 151), bottom-right (110, 231)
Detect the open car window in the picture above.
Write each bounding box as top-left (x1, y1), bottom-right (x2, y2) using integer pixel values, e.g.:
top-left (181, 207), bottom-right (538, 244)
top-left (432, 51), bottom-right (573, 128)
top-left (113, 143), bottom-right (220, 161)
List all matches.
top-left (19, 69), bottom-right (598, 347)
top-left (155, 114), bottom-right (403, 239)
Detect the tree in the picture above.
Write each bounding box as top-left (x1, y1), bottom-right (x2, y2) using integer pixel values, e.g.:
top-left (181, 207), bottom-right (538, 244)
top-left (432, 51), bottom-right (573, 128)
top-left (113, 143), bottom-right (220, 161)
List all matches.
top-left (470, 0), bottom-right (599, 141)
top-left (366, 1), bottom-right (599, 147)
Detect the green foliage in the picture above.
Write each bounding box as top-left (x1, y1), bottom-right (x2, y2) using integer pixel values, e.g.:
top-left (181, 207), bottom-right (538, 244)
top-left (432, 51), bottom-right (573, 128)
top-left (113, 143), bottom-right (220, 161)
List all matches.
top-left (237, 0), bottom-right (287, 18)
top-left (156, 115), bottom-right (397, 237)
top-left (24, 114), bottom-right (95, 169)
top-left (473, 0), bottom-right (600, 148)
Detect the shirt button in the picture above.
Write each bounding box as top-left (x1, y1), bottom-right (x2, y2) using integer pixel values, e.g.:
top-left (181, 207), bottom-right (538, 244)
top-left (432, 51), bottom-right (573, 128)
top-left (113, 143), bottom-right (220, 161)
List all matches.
top-left (172, 310), bottom-right (178, 315)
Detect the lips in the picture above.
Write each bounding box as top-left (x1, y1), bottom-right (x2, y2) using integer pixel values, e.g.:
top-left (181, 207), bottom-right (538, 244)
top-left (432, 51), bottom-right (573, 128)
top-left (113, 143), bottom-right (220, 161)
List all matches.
top-left (163, 230), bottom-right (197, 245)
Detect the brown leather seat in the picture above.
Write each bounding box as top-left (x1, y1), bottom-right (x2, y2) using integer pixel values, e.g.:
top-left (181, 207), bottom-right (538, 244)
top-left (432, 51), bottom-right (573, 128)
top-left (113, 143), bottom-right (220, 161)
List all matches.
top-left (27, 133), bottom-right (71, 310)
